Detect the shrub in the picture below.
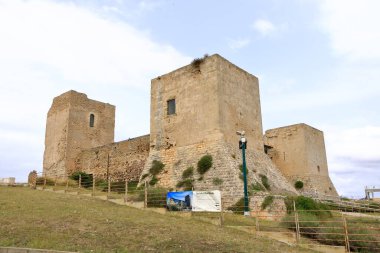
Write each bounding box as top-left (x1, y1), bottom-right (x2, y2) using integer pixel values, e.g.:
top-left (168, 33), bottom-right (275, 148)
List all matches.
top-left (197, 155), bottom-right (213, 175)
top-left (149, 160), bottom-right (165, 176)
top-left (182, 167), bottom-right (194, 179)
top-left (191, 54), bottom-right (208, 69)
top-left (284, 196), bottom-right (331, 218)
top-left (69, 171), bottom-right (92, 188)
top-left (227, 197), bottom-right (249, 214)
top-left (261, 195), bottom-right (275, 210)
top-left (259, 174), bottom-right (270, 190)
top-left (95, 179), bottom-right (108, 191)
top-left (126, 181), bottom-right (139, 193)
top-left (294, 180), bottom-right (304, 189)
top-left (250, 182), bottom-right (265, 193)
top-left (212, 178), bottom-right (223, 186)
top-left (149, 176), bottom-right (159, 186)
top-left (176, 179), bottom-right (194, 191)
top-left (141, 173), bottom-right (149, 181)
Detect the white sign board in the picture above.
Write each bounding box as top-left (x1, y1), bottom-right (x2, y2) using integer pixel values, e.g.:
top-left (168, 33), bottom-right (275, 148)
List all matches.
top-left (192, 190), bottom-right (221, 212)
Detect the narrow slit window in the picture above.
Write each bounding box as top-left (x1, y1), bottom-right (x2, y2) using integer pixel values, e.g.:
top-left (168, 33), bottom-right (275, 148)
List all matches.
top-left (167, 99), bottom-right (176, 115)
top-left (89, 114), bottom-right (95, 127)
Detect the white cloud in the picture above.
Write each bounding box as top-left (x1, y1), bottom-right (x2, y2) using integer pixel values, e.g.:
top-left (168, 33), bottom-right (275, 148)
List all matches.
top-left (228, 38), bottom-right (250, 50)
top-left (261, 64), bottom-right (380, 113)
top-left (251, 19), bottom-right (278, 36)
top-left (318, 0), bottom-right (380, 61)
top-left (0, 0), bottom-right (190, 181)
top-left (326, 126), bottom-right (380, 162)
top-left (325, 125), bottom-right (380, 197)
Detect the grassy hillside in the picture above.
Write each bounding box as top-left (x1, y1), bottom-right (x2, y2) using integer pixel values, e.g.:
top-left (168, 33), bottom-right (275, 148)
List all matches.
top-left (0, 187), bottom-right (315, 253)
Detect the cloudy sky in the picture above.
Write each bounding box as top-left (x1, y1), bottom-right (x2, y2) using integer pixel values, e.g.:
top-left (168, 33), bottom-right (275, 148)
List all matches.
top-left (0, 0), bottom-right (379, 198)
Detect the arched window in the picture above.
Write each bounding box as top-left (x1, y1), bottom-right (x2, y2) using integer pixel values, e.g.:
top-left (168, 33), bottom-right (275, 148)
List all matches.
top-left (89, 114), bottom-right (95, 127)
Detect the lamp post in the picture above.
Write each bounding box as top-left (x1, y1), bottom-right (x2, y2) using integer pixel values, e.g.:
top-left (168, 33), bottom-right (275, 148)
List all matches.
top-left (237, 131), bottom-right (249, 216)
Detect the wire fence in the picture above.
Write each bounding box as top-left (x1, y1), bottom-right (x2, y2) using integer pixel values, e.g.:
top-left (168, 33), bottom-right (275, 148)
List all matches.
top-left (30, 172), bottom-right (380, 253)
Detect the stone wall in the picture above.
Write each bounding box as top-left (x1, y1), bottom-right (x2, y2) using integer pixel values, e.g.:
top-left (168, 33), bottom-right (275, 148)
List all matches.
top-left (141, 139), bottom-right (297, 207)
top-left (250, 193), bottom-right (287, 221)
top-left (43, 90), bottom-right (115, 178)
top-left (75, 135), bottom-right (150, 181)
top-left (264, 123), bottom-right (338, 198)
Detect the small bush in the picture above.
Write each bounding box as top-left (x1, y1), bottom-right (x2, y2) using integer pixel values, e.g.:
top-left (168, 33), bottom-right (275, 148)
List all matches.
top-left (212, 178), bottom-right (223, 186)
top-left (191, 54), bottom-right (208, 69)
top-left (141, 173), bottom-right (149, 181)
top-left (176, 179), bottom-right (194, 191)
top-left (261, 195), bottom-right (274, 210)
top-left (250, 182), bottom-right (265, 193)
top-left (227, 197), bottom-right (249, 214)
top-left (69, 171), bottom-right (92, 188)
top-left (149, 160), bottom-right (165, 176)
top-left (294, 180), bottom-right (304, 189)
top-left (284, 196), bottom-right (331, 218)
top-left (182, 167), bottom-right (194, 179)
top-left (198, 176), bottom-right (204, 181)
top-left (149, 176), bottom-right (159, 186)
top-left (197, 155), bottom-right (213, 175)
top-left (95, 179), bottom-right (108, 191)
top-left (259, 174), bottom-right (270, 190)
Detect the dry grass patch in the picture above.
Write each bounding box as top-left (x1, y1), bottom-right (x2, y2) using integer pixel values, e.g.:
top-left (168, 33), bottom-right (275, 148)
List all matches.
top-left (0, 187), bottom-right (315, 253)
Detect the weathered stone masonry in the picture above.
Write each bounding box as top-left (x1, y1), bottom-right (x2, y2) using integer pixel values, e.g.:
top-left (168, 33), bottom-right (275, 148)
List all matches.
top-left (43, 54), bottom-right (339, 205)
top-left (43, 90), bottom-right (115, 178)
top-left (75, 135), bottom-right (150, 181)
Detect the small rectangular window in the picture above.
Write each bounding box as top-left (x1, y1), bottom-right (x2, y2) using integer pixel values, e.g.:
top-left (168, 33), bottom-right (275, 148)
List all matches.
top-left (90, 114), bottom-right (95, 127)
top-left (167, 99), bottom-right (176, 115)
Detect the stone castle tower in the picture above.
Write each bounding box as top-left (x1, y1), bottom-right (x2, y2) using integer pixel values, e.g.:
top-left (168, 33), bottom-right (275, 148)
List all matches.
top-left (42, 54), bottom-right (339, 202)
top-left (265, 124), bottom-right (338, 197)
top-left (43, 90), bottom-right (115, 178)
top-left (140, 54), bottom-right (299, 206)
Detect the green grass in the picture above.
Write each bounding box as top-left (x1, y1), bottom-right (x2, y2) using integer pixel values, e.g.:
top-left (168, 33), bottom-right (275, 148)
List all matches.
top-left (0, 187), bottom-right (315, 253)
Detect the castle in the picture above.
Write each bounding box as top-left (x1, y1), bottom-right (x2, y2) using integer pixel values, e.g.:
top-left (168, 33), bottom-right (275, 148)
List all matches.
top-left (43, 54), bottom-right (338, 206)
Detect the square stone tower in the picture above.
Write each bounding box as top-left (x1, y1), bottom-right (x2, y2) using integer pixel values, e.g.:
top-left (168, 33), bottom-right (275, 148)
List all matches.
top-left (43, 90), bottom-right (115, 178)
top-left (141, 55), bottom-right (297, 206)
top-left (149, 54), bottom-right (264, 153)
top-left (265, 123), bottom-right (338, 198)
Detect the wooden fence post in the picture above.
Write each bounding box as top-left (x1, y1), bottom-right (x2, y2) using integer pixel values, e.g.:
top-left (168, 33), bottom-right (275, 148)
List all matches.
top-left (65, 177), bottom-right (69, 192)
top-left (107, 177), bottom-right (111, 199)
top-left (92, 175), bottom-right (95, 196)
top-left (294, 201), bottom-right (301, 244)
top-left (342, 214), bottom-right (351, 253)
top-left (78, 174), bottom-right (81, 189)
top-left (255, 202), bottom-right (260, 232)
top-left (144, 181), bottom-right (148, 208)
top-left (124, 180), bottom-right (128, 203)
top-left (219, 198), bottom-right (224, 226)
